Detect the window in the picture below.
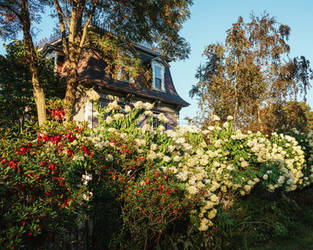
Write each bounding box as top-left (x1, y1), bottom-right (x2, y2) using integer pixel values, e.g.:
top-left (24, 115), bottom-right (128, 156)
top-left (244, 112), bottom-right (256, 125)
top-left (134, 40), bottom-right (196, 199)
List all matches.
top-left (152, 60), bottom-right (165, 91)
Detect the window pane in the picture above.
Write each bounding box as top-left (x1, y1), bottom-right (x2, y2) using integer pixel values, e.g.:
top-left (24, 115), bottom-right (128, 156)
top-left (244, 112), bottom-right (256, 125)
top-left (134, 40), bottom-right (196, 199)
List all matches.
top-left (154, 66), bottom-right (161, 78)
top-left (155, 78), bottom-right (161, 90)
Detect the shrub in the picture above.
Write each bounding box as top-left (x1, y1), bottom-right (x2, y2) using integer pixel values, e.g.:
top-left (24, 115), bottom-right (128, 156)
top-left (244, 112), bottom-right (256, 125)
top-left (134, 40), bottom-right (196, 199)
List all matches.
top-left (1, 98), bottom-right (313, 249)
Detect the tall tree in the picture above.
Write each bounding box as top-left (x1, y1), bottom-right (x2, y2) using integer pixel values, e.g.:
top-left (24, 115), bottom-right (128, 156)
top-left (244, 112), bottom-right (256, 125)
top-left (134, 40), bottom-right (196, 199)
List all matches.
top-left (50, 0), bottom-right (193, 119)
top-left (0, 0), bottom-right (48, 125)
top-left (190, 13), bottom-right (312, 132)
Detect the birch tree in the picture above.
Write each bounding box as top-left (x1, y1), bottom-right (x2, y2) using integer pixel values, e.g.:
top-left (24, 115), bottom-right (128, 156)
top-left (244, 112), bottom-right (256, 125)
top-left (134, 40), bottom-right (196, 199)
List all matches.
top-left (190, 13), bottom-right (312, 132)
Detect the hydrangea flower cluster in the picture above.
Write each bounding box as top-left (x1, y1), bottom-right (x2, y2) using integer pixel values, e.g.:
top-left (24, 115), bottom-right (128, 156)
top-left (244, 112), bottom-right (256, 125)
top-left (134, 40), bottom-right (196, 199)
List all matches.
top-left (93, 99), bottom-right (313, 232)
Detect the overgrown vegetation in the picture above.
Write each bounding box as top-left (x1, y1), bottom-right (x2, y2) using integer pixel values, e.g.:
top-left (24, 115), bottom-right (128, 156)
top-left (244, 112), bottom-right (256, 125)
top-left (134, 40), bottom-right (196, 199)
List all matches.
top-left (1, 98), bottom-right (313, 249)
top-left (0, 40), bottom-right (63, 132)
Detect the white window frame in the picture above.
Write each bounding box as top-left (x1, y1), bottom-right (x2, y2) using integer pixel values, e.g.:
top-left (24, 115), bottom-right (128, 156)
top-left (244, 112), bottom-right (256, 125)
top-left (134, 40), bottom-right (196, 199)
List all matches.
top-left (151, 60), bottom-right (165, 91)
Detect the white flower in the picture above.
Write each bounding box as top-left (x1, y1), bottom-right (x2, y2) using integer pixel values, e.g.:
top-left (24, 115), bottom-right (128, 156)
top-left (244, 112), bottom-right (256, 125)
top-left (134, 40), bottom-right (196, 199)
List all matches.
top-left (163, 155), bottom-right (171, 163)
top-left (263, 174), bottom-right (268, 180)
top-left (176, 137), bottom-right (185, 144)
top-left (158, 113), bottom-right (169, 123)
top-left (176, 171), bottom-right (188, 181)
top-left (241, 161), bottom-right (248, 168)
top-left (144, 111), bottom-right (153, 116)
top-left (158, 125), bottom-right (166, 131)
top-left (167, 145), bottom-right (175, 153)
top-left (227, 115), bottom-right (233, 121)
top-left (173, 155), bottom-right (181, 162)
top-left (113, 113), bottom-right (124, 120)
top-left (124, 105), bottom-right (132, 113)
top-left (143, 102), bottom-right (154, 110)
top-left (134, 101), bottom-right (143, 109)
top-left (105, 116), bottom-right (113, 124)
top-left (82, 191), bottom-right (93, 201)
top-left (108, 128), bottom-right (117, 133)
top-left (108, 100), bottom-right (121, 110)
top-left (168, 166), bottom-right (178, 174)
top-left (187, 185), bottom-right (199, 195)
top-left (120, 133), bottom-right (127, 139)
top-left (82, 172), bottom-right (92, 185)
top-left (223, 122), bottom-right (229, 128)
top-left (208, 126), bottom-right (214, 131)
top-left (147, 151), bottom-right (157, 160)
top-left (142, 123), bottom-right (151, 132)
top-left (212, 115), bottom-right (220, 121)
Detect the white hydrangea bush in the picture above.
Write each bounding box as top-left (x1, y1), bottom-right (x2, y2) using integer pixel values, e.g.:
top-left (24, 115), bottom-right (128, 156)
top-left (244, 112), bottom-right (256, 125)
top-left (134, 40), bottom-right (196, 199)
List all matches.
top-left (92, 99), bottom-right (313, 232)
top-left (283, 128), bottom-right (313, 187)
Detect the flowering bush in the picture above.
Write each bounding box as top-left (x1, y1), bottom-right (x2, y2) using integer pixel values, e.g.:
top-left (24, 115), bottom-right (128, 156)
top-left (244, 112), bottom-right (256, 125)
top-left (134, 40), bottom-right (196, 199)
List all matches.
top-left (0, 117), bottom-right (94, 248)
top-left (1, 97), bottom-right (313, 249)
top-left (93, 98), bottom-right (313, 235)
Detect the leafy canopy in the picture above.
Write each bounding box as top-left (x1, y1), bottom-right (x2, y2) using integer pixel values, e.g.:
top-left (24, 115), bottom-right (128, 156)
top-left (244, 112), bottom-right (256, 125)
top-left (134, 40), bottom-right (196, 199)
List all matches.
top-left (190, 13), bottom-right (312, 132)
top-left (0, 41), bottom-right (62, 131)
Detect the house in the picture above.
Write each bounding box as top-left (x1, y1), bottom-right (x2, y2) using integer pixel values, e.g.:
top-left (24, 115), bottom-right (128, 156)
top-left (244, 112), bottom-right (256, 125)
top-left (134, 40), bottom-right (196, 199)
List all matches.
top-left (40, 34), bottom-right (189, 129)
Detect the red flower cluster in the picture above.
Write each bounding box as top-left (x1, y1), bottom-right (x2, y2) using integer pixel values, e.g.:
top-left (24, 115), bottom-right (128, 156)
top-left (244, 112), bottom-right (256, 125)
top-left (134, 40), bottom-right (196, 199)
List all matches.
top-left (9, 160), bottom-right (16, 169)
top-left (4, 160), bottom-right (20, 170)
top-left (50, 108), bottom-right (65, 121)
top-left (81, 145), bottom-right (90, 155)
top-left (38, 132), bottom-right (77, 145)
top-left (65, 132), bottom-right (77, 143)
top-left (16, 143), bottom-right (32, 155)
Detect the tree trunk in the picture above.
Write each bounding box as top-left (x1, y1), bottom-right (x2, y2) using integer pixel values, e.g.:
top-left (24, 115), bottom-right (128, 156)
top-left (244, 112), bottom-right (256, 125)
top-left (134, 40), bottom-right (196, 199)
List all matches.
top-left (20, 0), bottom-right (46, 126)
top-left (64, 61), bottom-right (79, 121)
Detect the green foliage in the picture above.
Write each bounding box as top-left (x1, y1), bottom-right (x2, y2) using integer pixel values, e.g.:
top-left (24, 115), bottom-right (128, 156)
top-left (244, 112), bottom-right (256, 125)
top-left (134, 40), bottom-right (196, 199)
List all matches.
top-left (261, 101), bottom-right (313, 134)
top-left (190, 13), bottom-right (312, 132)
top-left (211, 187), bottom-right (313, 249)
top-left (0, 40), bottom-right (62, 131)
top-left (0, 121), bottom-right (90, 248)
top-left (1, 99), bottom-right (313, 249)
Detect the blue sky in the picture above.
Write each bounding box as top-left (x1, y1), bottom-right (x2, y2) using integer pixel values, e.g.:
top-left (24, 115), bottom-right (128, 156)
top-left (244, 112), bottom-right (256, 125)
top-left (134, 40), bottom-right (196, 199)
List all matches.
top-left (1, 0), bottom-right (312, 125)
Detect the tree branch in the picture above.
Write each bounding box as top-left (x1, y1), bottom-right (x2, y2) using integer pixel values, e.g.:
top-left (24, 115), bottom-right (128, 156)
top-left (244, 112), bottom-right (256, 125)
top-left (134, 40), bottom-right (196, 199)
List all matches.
top-left (0, 3), bottom-right (22, 20)
top-left (79, 0), bottom-right (98, 52)
top-left (53, 0), bottom-right (69, 57)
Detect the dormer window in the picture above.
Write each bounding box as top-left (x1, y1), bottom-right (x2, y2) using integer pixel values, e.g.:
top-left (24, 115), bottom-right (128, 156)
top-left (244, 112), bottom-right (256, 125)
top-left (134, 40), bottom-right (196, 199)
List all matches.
top-left (152, 60), bottom-right (165, 91)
